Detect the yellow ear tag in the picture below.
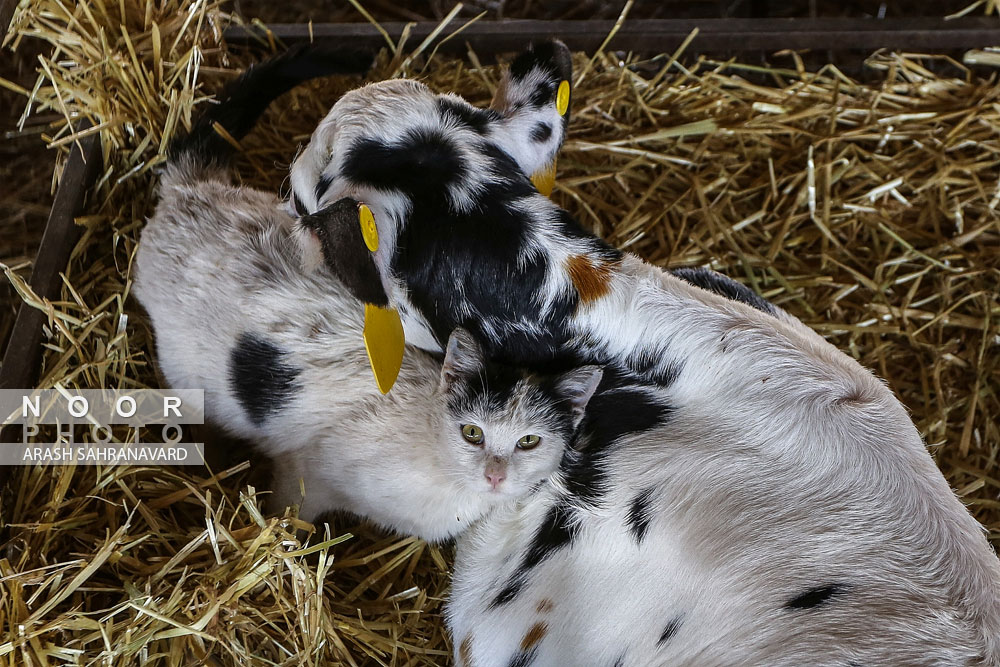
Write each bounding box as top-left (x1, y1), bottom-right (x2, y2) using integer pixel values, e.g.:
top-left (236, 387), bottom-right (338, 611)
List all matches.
top-left (530, 160), bottom-right (557, 197)
top-left (556, 80), bottom-right (570, 116)
top-left (360, 204), bottom-right (378, 252)
top-left (363, 303), bottom-right (404, 394)
top-left (357, 204), bottom-right (404, 394)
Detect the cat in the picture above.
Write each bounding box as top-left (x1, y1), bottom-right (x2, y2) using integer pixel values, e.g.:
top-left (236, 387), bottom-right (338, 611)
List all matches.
top-left (132, 46), bottom-right (601, 541)
top-left (265, 327), bottom-right (601, 540)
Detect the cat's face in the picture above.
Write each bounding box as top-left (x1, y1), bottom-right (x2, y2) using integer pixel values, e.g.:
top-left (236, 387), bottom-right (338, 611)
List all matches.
top-left (437, 329), bottom-right (602, 499)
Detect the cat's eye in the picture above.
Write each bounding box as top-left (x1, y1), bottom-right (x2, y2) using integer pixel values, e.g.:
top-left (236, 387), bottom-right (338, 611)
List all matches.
top-left (517, 434), bottom-right (541, 450)
top-left (461, 424), bottom-right (484, 445)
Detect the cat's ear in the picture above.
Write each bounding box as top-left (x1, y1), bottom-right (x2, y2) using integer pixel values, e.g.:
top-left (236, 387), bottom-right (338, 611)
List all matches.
top-left (489, 40), bottom-right (572, 195)
top-left (441, 327), bottom-right (485, 388)
top-left (555, 365), bottom-right (603, 428)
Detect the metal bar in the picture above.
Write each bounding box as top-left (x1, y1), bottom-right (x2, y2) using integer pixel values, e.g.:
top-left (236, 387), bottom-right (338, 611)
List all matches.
top-left (0, 126), bottom-right (102, 391)
top-left (224, 18), bottom-right (1000, 54)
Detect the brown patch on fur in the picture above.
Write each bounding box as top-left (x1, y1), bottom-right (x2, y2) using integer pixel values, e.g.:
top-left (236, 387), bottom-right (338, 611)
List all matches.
top-left (536, 598), bottom-right (555, 613)
top-left (520, 621), bottom-right (548, 651)
top-left (566, 254), bottom-right (613, 304)
top-left (459, 635), bottom-right (474, 667)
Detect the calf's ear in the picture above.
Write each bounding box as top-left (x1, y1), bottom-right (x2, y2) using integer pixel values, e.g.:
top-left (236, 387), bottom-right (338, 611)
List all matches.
top-left (489, 40), bottom-right (573, 196)
top-left (298, 197), bottom-right (390, 307)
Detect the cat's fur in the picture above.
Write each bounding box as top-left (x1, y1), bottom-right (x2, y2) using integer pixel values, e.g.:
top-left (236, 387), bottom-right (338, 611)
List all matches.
top-left (133, 48), bottom-right (601, 542)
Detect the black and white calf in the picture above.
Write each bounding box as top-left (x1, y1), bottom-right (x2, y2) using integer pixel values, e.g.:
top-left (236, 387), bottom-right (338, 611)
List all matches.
top-left (289, 41), bottom-right (626, 369)
top-left (288, 42), bottom-right (819, 386)
top-left (282, 42), bottom-right (1000, 665)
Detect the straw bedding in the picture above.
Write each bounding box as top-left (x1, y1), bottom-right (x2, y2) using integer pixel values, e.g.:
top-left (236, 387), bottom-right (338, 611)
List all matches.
top-left (1, 1), bottom-right (998, 665)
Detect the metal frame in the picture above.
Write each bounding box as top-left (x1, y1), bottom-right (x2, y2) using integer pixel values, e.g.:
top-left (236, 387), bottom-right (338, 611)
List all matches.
top-left (224, 18), bottom-right (1000, 53)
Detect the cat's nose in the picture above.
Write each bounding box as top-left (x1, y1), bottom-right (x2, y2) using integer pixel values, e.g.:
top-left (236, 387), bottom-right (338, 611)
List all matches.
top-left (484, 462), bottom-right (506, 490)
top-left (485, 471), bottom-right (506, 489)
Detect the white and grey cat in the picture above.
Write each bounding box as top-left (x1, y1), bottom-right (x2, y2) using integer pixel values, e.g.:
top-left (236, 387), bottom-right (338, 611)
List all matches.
top-left (133, 49), bottom-right (601, 542)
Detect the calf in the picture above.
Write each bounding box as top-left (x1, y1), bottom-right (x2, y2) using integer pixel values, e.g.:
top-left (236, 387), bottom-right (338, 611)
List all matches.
top-left (283, 41), bottom-right (1000, 666)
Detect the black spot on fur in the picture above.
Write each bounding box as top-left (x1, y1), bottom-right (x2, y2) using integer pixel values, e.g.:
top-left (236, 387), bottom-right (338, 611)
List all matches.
top-left (492, 577), bottom-right (527, 609)
top-left (314, 173), bottom-right (334, 205)
top-left (552, 209), bottom-right (622, 263)
top-left (530, 82), bottom-right (554, 108)
top-left (490, 502), bottom-right (576, 609)
top-left (229, 333), bottom-right (300, 426)
top-left (506, 649), bottom-right (538, 667)
top-left (626, 487), bottom-right (655, 543)
top-left (657, 616), bottom-right (682, 646)
top-left (611, 655), bottom-right (626, 667)
top-left (446, 361), bottom-right (522, 415)
top-left (785, 584), bottom-right (846, 609)
top-left (563, 378), bottom-right (671, 508)
top-left (510, 41), bottom-right (572, 87)
top-left (522, 502), bottom-right (578, 571)
top-left (671, 267), bottom-right (776, 315)
top-left (299, 197), bottom-right (389, 307)
top-left (341, 128), bottom-right (466, 198)
top-left (291, 191), bottom-right (306, 216)
top-left (530, 122), bottom-right (552, 143)
top-left (622, 348), bottom-right (683, 387)
top-left (437, 97), bottom-right (499, 134)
